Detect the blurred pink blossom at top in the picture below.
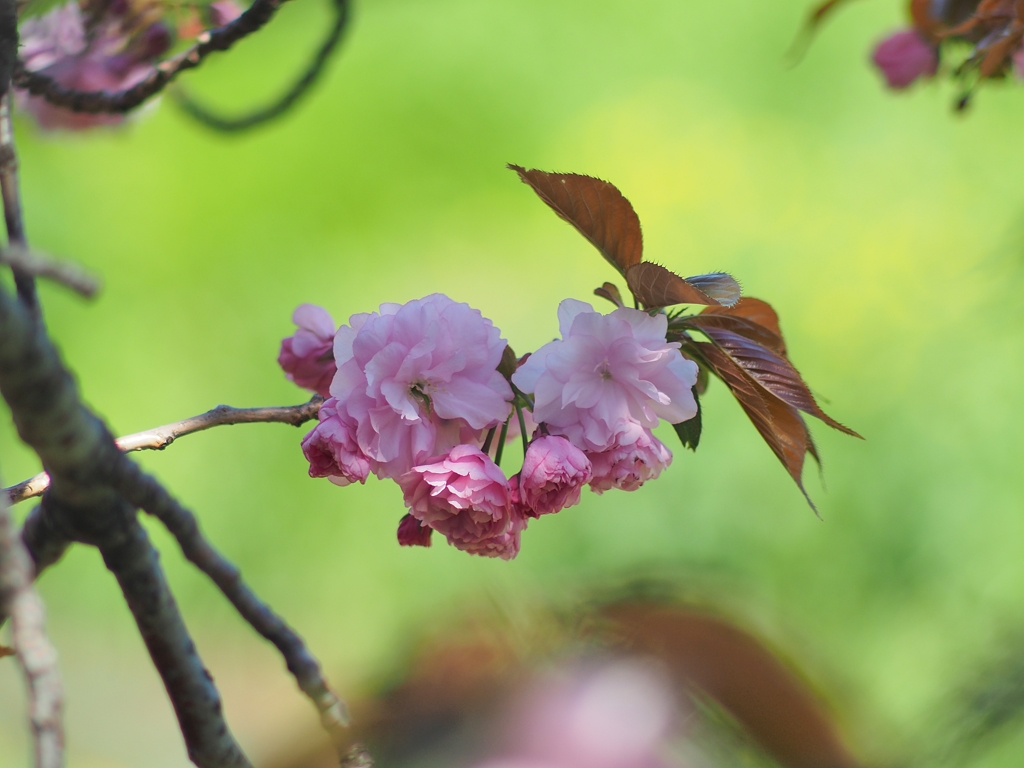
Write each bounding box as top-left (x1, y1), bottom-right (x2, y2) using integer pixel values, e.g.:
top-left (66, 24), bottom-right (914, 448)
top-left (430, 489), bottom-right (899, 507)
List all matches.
top-left (16, 2), bottom-right (171, 131)
top-left (278, 303), bottom-right (337, 397)
top-left (512, 300), bottom-right (697, 453)
top-left (209, 0), bottom-right (244, 27)
top-left (400, 444), bottom-right (524, 559)
top-left (474, 659), bottom-right (682, 768)
top-left (871, 29), bottom-right (937, 89)
top-left (330, 293), bottom-right (513, 480)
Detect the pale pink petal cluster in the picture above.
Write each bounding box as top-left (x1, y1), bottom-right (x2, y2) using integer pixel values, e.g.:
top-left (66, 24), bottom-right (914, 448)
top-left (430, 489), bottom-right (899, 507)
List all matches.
top-left (513, 299), bottom-right (696, 454)
top-left (16, 2), bottom-right (172, 131)
top-left (400, 445), bottom-right (524, 560)
top-left (871, 29), bottom-right (937, 90)
top-left (278, 303), bottom-right (337, 397)
top-left (209, 0), bottom-right (243, 27)
top-left (588, 430), bottom-right (672, 494)
top-left (519, 435), bottom-right (592, 516)
top-left (331, 293), bottom-right (513, 480)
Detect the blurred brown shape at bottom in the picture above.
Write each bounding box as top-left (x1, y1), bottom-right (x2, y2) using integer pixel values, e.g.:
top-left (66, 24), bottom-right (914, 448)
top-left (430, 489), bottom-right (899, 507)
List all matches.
top-left (268, 600), bottom-right (861, 768)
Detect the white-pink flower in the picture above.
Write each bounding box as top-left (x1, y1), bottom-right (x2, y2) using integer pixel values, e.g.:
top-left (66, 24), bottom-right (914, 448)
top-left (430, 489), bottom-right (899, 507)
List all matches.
top-left (300, 398), bottom-right (371, 486)
top-left (512, 300), bottom-right (697, 453)
top-left (278, 303), bottom-right (337, 397)
top-left (331, 294), bottom-right (513, 479)
top-left (400, 445), bottom-right (524, 559)
top-left (519, 435), bottom-right (592, 517)
top-left (588, 429), bottom-right (672, 494)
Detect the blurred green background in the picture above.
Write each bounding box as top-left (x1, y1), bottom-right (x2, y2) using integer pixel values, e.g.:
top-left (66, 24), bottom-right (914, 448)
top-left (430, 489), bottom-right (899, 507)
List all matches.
top-left (4, 0), bottom-right (1024, 765)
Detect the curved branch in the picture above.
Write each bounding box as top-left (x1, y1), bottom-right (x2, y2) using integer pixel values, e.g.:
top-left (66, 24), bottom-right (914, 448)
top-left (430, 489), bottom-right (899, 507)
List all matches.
top-left (4, 396), bottom-right (323, 504)
top-left (1, 246), bottom-right (100, 297)
top-left (11, 0), bottom-right (292, 115)
top-left (174, 0), bottom-right (351, 132)
top-left (0, 95), bottom-right (37, 311)
top-left (107, 457), bottom-right (352, 757)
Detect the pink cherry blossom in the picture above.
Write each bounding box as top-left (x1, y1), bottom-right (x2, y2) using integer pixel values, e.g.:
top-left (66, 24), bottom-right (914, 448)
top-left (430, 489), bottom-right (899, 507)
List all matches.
top-left (871, 29), bottom-right (937, 90)
top-left (331, 294), bottom-right (513, 479)
top-left (209, 0), bottom-right (243, 27)
top-left (400, 445), bottom-right (523, 559)
top-left (16, 3), bottom-right (171, 131)
top-left (278, 303), bottom-right (337, 397)
top-left (512, 300), bottom-right (697, 453)
top-left (300, 398), bottom-right (371, 486)
top-left (396, 514), bottom-right (432, 547)
top-left (519, 435), bottom-right (592, 517)
top-left (588, 429), bottom-right (672, 494)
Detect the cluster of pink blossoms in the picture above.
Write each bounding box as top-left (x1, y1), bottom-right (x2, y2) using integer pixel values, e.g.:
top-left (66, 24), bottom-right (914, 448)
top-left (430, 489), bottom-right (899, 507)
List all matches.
top-left (16, 0), bottom-right (243, 131)
top-left (280, 293), bottom-right (697, 559)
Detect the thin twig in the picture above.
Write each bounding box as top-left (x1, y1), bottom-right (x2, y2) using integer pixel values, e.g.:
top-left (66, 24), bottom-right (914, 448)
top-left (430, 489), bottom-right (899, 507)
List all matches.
top-left (174, 0), bottom-right (351, 132)
top-left (11, 0), bottom-right (292, 114)
top-left (0, 489), bottom-right (64, 768)
top-left (0, 246), bottom-right (100, 297)
top-left (4, 396), bottom-right (322, 504)
top-left (106, 457), bottom-right (354, 759)
top-left (0, 93), bottom-right (36, 311)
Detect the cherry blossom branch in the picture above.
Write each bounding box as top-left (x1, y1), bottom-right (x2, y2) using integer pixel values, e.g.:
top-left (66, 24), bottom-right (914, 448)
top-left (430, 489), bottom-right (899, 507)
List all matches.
top-left (0, 246), bottom-right (100, 297)
top-left (0, 94), bottom-right (36, 311)
top-left (4, 396), bottom-right (322, 505)
top-left (174, 0), bottom-right (351, 132)
top-left (11, 0), bottom-right (291, 114)
top-left (105, 456), bottom-right (353, 757)
top-left (0, 492), bottom-right (64, 768)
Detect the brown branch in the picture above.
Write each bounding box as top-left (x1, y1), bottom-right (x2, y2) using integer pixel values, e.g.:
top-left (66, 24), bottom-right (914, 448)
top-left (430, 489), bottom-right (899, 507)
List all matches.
top-left (0, 94), bottom-right (36, 311)
top-left (174, 0), bottom-right (351, 132)
top-left (4, 396), bottom-right (322, 505)
top-left (0, 490), bottom-right (64, 768)
top-left (0, 246), bottom-right (100, 297)
top-left (0, 277), bottom-right (254, 766)
top-left (12, 0), bottom-right (292, 115)
top-left (107, 457), bottom-right (353, 757)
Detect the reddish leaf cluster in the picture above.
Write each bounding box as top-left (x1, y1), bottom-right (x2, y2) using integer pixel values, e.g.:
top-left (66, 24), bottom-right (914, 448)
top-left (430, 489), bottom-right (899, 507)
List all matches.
top-left (511, 166), bottom-right (860, 512)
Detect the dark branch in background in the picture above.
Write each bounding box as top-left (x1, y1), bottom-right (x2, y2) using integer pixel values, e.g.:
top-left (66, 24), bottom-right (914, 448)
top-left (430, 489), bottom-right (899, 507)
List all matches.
top-left (0, 491), bottom-right (65, 768)
top-left (12, 0), bottom-right (292, 114)
top-left (107, 458), bottom-right (353, 750)
top-left (0, 252), bottom-right (255, 766)
top-left (4, 396), bottom-right (322, 505)
top-left (174, 0), bottom-right (351, 132)
top-left (0, 246), bottom-right (100, 298)
top-left (0, 95), bottom-right (37, 311)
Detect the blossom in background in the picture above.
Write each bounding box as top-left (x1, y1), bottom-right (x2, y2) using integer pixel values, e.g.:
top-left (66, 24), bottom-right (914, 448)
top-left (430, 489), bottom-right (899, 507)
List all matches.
top-left (300, 397), bottom-right (371, 486)
top-left (400, 445), bottom-right (524, 559)
top-left (330, 293), bottom-right (513, 480)
top-left (588, 429), bottom-right (672, 494)
top-left (474, 659), bottom-right (682, 768)
top-left (16, 1), bottom-right (172, 131)
top-left (278, 303), bottom-right (337, 397)
top-left (871, 29), bottom-right (937, 90)
top-left (513, 299), bottom-right (697, 453)
top-left (518, 435), bottom-right (592, 517)
top-left (209, 0), bottom-right (244, 27)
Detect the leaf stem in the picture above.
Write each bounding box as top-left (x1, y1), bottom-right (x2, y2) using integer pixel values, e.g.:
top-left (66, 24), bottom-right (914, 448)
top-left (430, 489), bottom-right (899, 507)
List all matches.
top-left (516, 404), bottom-right (529, 457)
top-left (481, 426), bottom-right (497, 456)
top-left (494, 419), bottom-right (510, 466)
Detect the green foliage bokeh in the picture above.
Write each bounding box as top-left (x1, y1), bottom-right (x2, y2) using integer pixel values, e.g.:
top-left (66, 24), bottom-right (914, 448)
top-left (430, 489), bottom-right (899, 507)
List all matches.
top-left (4, 0), bottom-right (1024, 765)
